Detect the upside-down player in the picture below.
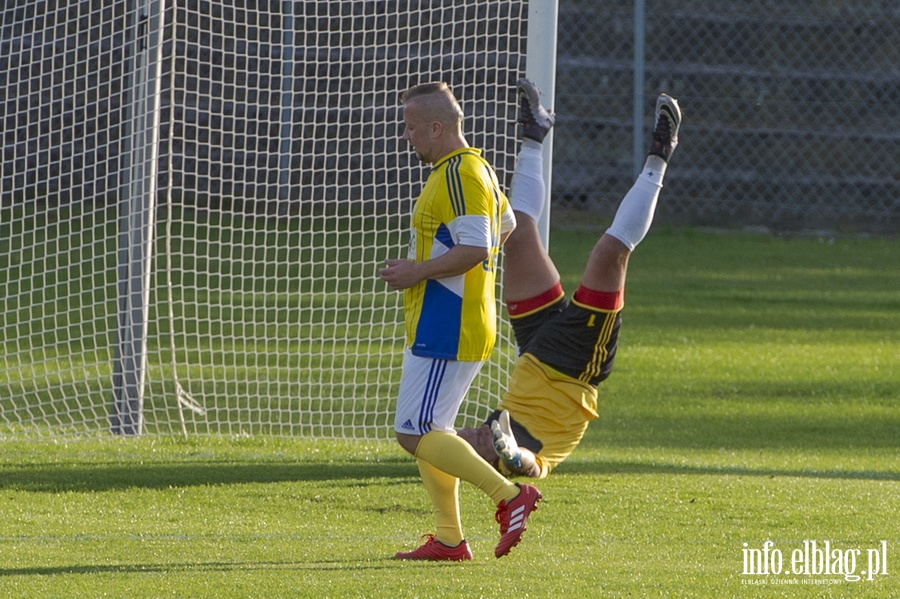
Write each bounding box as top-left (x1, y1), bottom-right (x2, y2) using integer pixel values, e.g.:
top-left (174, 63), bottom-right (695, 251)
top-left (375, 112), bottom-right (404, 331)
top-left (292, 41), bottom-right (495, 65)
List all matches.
top-left (457, 79), bottom-right (682, 479)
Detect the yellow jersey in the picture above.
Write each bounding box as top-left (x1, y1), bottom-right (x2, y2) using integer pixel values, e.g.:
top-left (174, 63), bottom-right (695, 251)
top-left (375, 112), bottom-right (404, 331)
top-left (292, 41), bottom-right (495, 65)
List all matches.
top-left (403, 148), bottom-right (512, 361)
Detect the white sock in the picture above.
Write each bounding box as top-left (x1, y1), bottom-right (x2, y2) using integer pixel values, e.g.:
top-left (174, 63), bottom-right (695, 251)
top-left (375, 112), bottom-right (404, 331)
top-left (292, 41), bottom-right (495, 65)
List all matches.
top-left (509, 146), bottom-right (545, 222)
top-left (605, 156), bottom-right (667, 251)
top-left (642, 155), bottom-right (668, 186)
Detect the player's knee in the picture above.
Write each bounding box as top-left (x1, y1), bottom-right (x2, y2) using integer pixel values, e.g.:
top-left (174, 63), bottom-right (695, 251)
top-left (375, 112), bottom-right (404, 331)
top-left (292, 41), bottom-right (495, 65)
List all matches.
top-left (395, 432), bottom-right (420, 455)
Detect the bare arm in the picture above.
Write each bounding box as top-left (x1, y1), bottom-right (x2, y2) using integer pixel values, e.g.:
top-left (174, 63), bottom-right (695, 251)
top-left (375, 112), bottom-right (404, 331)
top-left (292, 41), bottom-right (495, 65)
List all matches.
top-left (379, 244), bottom-right (489, 291)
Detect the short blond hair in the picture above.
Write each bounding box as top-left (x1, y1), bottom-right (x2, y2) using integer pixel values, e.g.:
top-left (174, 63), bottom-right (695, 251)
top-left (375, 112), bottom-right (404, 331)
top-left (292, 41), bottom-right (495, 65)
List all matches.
top-left (400, 82), bottom-right (464, 127)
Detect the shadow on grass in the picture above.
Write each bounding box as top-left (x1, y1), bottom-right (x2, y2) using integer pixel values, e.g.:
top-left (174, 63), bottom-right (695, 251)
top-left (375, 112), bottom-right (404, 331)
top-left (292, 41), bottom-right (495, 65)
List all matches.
top-left (2, 453), bottom-right (897, 495)
top-left (0, 559), bottom-right (408, 577)
top-left (557, 459), bottom-right (900, 482)
top-left (0, 461), bottom-right (419, 493)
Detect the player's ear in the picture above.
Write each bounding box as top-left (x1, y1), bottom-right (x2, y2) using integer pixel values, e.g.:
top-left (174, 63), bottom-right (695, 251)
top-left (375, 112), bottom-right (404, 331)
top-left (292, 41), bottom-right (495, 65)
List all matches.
top-left (429, 120), bottom-right (443, 138)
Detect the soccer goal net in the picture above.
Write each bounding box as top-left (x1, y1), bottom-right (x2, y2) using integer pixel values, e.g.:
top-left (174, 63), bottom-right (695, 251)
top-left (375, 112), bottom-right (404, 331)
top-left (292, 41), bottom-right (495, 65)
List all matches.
top-left (1, 1), bottom-right (554, 439)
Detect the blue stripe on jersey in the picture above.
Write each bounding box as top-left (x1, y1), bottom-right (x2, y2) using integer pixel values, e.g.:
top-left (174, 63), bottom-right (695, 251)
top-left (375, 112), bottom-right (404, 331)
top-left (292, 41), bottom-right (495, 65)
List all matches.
top-left (412, 279), bottom-right (463, 359)
top-left (446, 155), bottom-right (466, 217)
top-left (417, 358), bottom-right (447, 434)
top-left (434, 223), bottom-right (455, 251)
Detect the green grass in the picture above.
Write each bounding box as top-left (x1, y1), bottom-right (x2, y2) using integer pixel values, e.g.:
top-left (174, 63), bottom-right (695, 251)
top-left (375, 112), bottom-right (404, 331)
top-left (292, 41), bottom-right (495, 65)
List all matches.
top-left (1, 223), bottom-right (898, 597)
top-left (0, 205), bottom-right (413, 437)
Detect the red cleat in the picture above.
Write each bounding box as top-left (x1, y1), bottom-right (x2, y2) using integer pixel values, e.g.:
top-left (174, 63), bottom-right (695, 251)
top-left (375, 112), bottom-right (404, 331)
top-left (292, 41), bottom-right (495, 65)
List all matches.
top-left (394, 534), bottom-right (473, 562)
top-left (494, 483), bottom-right (542, 557)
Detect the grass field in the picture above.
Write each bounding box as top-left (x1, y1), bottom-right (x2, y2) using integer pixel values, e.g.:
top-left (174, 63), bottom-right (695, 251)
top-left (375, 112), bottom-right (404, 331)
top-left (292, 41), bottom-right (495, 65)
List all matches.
top-left (1, 224), bottom-right (898, 597)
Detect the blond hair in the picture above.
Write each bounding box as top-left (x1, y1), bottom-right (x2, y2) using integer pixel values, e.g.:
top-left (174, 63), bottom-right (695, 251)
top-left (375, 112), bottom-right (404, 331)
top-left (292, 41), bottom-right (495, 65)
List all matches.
top-left (400, 82), bottom-right (464, 127)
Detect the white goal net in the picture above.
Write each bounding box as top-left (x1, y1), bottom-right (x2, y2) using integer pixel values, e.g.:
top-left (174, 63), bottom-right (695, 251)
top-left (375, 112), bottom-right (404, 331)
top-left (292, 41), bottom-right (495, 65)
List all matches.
top-left (0, 1), bottom-right (538, 439)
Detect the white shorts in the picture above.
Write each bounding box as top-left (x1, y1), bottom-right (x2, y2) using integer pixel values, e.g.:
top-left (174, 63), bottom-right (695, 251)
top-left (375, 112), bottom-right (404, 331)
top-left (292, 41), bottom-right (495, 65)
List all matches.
top-left (394, 348), bottom-right (485, 436)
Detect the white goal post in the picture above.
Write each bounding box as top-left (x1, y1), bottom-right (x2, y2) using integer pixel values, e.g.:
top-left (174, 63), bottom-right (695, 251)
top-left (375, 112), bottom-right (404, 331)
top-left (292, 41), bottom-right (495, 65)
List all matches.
top-left (0, 0), bottom-right (558, 439)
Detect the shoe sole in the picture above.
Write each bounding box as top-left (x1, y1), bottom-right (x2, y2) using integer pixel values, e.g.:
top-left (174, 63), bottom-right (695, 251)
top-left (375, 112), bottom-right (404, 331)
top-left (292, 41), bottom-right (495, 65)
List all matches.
top-left (517, 79), bottom-right (554, 129)
top-left (657, 95), bottom-right (682, 131)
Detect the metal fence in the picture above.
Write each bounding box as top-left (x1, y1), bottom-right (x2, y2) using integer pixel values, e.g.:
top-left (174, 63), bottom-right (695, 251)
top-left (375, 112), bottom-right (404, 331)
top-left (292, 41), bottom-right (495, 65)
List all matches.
top-left (3, 1), bottom-right (898, 234)
top-left (553, 0), bottom-right (899, 234)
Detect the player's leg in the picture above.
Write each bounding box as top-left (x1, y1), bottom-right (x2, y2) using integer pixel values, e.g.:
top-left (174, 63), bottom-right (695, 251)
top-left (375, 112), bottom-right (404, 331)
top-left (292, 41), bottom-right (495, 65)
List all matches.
top-left (580, 94), bottom-right (681, 294)
top-left (393, 350), bottom-right (540, 558)
top-left (392, 351), bottom-right (479, 557)
top-left (460, 79), bottom-right (558, 482)
top-left (414, 428), bottom-right (543, 558)
top-left (396, 354), bottom-right (515, 505)
top-left (503, 78), bottom-right (558, 303)
top-left (484, 94), bottom-right (683, 482)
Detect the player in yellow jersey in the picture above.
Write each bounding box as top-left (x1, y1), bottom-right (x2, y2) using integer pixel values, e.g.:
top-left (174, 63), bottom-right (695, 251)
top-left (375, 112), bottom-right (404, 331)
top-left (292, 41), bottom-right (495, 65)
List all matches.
top-left (380, 82), bottom-right (541, 561)
top-left (457, 79), bottom-right (682, 479)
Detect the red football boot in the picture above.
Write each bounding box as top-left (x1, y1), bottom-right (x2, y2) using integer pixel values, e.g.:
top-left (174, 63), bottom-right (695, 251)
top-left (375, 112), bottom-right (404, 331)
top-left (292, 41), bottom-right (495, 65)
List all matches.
top-left (494, 483), bottom-right (542, 558)
top-left (394, 534), bottom-right (473, 562)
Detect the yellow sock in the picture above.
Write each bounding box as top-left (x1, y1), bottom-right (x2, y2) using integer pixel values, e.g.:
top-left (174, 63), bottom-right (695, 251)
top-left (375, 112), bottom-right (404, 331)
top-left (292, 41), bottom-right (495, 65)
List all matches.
top-left (417, 458), bottom-right (463, 546)
top-left (416, 430), bottom-right (519, 505)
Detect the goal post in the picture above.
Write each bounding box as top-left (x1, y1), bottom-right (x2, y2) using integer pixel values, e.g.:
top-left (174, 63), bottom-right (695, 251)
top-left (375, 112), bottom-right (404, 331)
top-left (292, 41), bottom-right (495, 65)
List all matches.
top-left (0, 0), bottom-right (558, 440)
top-left (525, 0), bottom-right (558, 249)
top-left (112, 0), bottom-right (166, 436)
